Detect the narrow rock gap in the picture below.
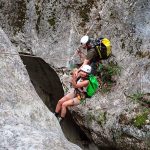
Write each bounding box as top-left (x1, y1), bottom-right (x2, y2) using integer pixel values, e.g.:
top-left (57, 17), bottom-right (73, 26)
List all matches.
top-left (20, 53), bottom-right (99, 150)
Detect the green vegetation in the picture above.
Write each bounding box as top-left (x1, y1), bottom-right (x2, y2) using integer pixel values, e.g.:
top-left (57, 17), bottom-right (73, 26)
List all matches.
top-left (128, 91), bottom-right (150, 107)
top-left (107, 61), bottom-right (121, 76)
top-left (35, 2), bottom-right (42, 33)
top-left (129, 91), bottom-right (144, 102)
top-left (97, 61), bottom-right (121, 93)
top-left (48, 16), bottom-right (56, 27)
top-left (86, 110), bottom-right (107, 127)
top-left (133, 110), bottom-right (149, 128)
top-left (119, 108), bottom-right (150, 128)
top-left (64, 0), bottom-right (96, 27)
top-left (11, 0), bottom-right (27, 34)
top-left (86, 111), bottom-right (95, 125)
top-left (125, 91), bottom-right (150, 128)
top-left (48, 10), bottom-right (56, 30)
top-left (96, 111), bottom-right (107, 126)
top-left (135, 51), bottom-right (150, 59)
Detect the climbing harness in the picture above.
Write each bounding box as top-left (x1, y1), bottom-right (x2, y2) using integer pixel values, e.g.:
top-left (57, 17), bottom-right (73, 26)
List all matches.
top-left (86, 17), bottom-right (98, 35)
top-left (75, 89), bottom-right (86, 105)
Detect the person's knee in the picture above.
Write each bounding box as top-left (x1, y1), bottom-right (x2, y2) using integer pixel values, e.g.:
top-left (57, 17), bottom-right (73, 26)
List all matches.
top-left (62, 102), bottom-right (68, 108)
top-left (58, 95), bottom-right (71, 106)
top-left (58, 98), bottom-right (65, 105)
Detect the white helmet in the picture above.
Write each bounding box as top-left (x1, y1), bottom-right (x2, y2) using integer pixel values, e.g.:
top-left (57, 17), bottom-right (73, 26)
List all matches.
top-left (80, 65), bottom-right (91, 74)
top-left (80, 35), bottom-right (89, 45)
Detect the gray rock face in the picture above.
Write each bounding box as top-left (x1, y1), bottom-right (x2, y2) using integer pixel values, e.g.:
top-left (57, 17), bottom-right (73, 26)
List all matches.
top-left (20, 55), bottom-right (64, 112)
top-left (0, 0), bottom-right (75, 67)
top-left (0, 27), bottom-right (81, 150)
top-left (0, 0), bottom-right (150, 67)
top-left (0, 0), bottom-right (150, 149)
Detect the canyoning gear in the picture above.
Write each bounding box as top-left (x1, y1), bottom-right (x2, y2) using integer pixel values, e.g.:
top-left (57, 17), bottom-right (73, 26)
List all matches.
top-left (74, 75), bottom-right (89, 102)
top-left (86, 74), bottom-right (99, 97)
top-left (80, 35), bottom-right (89, 45)
top-left (76, 78), bottom-right (88, 93)
top-left (75, 89), bottom-right (86, 101)
top-left (84, 37), bottom-right (111, 61)
top-left (95, 37), bottom-right (112, 59)
top-left (74, 76), bottom-right (88, 101)
top-left (80, 65), bottom-right (92, 74)
top-left (76, 74), bottom-right (99, 98)
top-left (72, 98), bottom-right (80, 105)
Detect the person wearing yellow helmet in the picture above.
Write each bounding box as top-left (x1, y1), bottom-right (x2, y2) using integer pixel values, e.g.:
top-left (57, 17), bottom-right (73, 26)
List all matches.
top-left (54, 65), bottom-right (92, 122)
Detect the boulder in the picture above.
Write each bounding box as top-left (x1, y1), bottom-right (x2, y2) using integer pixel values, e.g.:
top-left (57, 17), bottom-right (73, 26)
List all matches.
top-left (0, 27), bottom-right (81, 150)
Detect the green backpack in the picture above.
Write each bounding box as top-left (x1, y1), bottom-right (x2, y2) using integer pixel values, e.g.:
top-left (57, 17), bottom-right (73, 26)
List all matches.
top-left (86, 74), bottom-right (99, 97)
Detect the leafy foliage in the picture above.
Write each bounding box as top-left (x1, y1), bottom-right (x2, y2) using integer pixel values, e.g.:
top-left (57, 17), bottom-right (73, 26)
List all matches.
top-left (129, 91), bottom-right (144, 102)
top-left (97, 61), bottom-right (121, 93)
top-left (133, 110), bottom-right (149, 128)
top-left (128, 91), bottom-right (150, 107)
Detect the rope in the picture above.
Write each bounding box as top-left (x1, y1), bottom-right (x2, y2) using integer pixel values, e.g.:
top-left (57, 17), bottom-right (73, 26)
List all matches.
top-left (70, 48), bottom-right (79, 61)
top-left (68, 14), bottom-right (100, 62)
top-left (86, 20), bottom-right (97, 35)
top-left (71, 21), bottom-right (81, 37)
top-left (86, 15), bottom-right (99, 35)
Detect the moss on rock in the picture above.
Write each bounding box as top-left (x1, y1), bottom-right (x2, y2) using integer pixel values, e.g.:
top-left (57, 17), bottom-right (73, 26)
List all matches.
top-left (96, 111), bottom-right (107, 126)
top-left (48, 16), bottom-right (56, 27)
top-left (86, 111), bottom-right (95, 126)
top-left (11, 0), bottom-right (27, 34)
